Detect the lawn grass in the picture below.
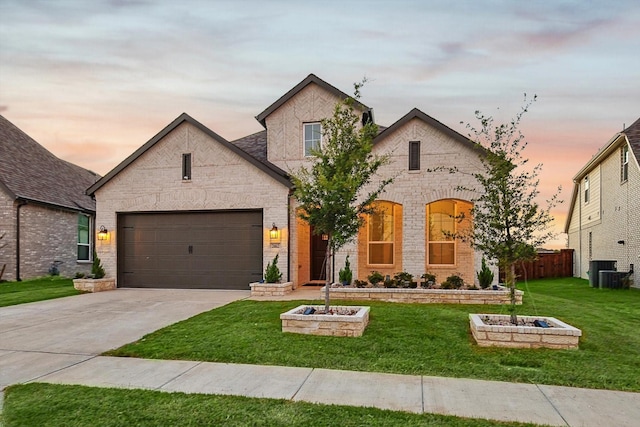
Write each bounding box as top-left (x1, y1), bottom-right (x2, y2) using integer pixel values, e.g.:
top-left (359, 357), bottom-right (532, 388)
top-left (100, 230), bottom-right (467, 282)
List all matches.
top-left (2, 383), bottom-right (539, 427)
top-left (107, 278), bottom-right (640, 392)
top-left (0, 276), bottom-right (80, 307)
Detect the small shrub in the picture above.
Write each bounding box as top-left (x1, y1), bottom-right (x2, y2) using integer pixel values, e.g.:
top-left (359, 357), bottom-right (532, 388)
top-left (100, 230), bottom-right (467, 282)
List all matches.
top-left (368, 271), bottom-right (384, 286)
top-left (421, 272), bottom-right (436, 288)
top-left (92, 252), bottom-right (105, 279)
top-left (394, 271), bottom-right (413, 287)
top-left (74, 272), bottom-right (85, 279)
top-left (442, 274), bottom-right (464, 289)
top-left (338, 255), bottom-right (353, 285)
top-left (353, 279), bottom-right (368, 288)
top-left (477, 258), bottom-right (494, 289)
top-left (383, 278), bottom-right (398, 288)
top-left (264, 254), bottom-right (282, 283)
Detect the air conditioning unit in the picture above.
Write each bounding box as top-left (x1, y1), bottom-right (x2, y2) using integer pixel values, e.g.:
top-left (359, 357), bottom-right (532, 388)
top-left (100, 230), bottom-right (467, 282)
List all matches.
top-left (599, 271), bottom-right (626, 289)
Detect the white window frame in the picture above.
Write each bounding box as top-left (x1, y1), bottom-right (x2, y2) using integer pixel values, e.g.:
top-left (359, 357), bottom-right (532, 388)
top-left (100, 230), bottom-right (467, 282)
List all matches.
top-left (367, 202), bottom-right (394, 266)
top-left (621, 145), bottom-right (629, 183)
top-left (427, 200), bottom-right (457, 266)
top-left (584, 176), bottom-right (590, 204)
top-left (77, 214), bottom-right (92, 262)
top-left (303, 122), bottom-right (322, 157)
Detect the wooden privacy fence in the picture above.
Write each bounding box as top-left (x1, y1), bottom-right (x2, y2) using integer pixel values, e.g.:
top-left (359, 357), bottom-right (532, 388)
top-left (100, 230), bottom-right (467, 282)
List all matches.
top-left (499, 249), bottom-right (574, 282)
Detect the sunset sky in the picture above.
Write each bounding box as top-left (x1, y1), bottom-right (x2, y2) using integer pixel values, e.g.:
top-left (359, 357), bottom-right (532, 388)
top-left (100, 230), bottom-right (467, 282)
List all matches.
top-left (1, 0), bottom-right (639, 249)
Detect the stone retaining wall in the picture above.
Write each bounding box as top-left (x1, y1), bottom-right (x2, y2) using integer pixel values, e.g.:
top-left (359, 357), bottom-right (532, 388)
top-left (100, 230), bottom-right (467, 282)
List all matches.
top-left (73, 278), bottom-right (116, 293)
top-left (250, 281), bottom-right (293, 297)
top-left (469, 314), bottom-right (582, 349)
top-left (280, 305), bottom-right (370, 337)
top-left (324, 286), bottom-right (523, 305)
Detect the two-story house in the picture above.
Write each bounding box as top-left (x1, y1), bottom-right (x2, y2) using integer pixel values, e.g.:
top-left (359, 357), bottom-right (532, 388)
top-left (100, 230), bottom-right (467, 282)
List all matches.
top-left (88, 74), bottom-right (491, 289)
top-left (565, 118), bottom-right (639, 288)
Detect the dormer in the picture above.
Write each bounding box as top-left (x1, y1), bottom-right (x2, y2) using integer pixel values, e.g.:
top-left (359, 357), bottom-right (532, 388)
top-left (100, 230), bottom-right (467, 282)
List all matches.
top-left (255, 74), bottom-right (371, 170)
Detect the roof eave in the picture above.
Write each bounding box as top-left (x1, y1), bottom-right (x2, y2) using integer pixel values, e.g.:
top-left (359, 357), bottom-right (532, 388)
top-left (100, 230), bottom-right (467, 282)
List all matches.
top-left (572, 133), bottom-right (626, 181)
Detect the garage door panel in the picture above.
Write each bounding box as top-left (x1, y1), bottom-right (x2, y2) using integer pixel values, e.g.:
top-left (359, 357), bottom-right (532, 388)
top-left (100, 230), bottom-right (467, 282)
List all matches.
top-left (118, 211), bottom-right (263, 290)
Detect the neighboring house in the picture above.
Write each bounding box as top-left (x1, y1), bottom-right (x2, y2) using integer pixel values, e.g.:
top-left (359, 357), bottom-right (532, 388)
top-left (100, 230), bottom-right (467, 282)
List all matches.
top-left (0, 115), bottom-right (99, 281)
top-left (565, 117), bottom-right (640, 288)
top-left (87, 74), bottom-right (490, 290)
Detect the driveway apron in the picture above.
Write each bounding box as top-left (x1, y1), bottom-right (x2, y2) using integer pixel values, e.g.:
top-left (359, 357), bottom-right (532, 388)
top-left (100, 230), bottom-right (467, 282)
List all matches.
top-left (0, 288), bottom-right (249, 388)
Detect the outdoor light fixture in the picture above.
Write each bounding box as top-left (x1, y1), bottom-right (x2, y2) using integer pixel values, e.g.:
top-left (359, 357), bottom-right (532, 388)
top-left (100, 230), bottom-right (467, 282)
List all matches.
top-left (269, 223), bottom-right (281, 244)
top-left (97, 225), bottom-right (109, 241)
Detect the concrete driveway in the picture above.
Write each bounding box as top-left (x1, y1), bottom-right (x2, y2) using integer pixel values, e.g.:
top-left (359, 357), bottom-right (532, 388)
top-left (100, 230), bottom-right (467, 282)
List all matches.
top-left (0, 288), bottom-right (249, 389)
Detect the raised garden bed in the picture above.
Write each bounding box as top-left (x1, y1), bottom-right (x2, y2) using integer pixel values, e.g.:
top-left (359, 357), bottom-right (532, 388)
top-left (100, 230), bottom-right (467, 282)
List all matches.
top-left (469, 313), bottom-right (582, 349)
top-left (249, 281), bottom-right (293, 297)
top-left (323, 285), bottom-right (522, 305)
top-left (280, 305), bottom-right (370, 337)
top-left (73, 278), bottom-right (116, 293)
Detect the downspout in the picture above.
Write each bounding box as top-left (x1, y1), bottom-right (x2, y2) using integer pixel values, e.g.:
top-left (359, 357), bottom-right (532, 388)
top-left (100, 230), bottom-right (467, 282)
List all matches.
top-left (287, 190), bottom-right (292, 283)
top-left (16, 199), bottom-right (27, 281)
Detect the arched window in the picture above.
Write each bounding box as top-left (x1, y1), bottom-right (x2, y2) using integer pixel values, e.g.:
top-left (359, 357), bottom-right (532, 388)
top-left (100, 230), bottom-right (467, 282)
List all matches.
top-left (427, 200), bottom-right (456, 265)
top-left (368, 201), bottom-right (394, 265)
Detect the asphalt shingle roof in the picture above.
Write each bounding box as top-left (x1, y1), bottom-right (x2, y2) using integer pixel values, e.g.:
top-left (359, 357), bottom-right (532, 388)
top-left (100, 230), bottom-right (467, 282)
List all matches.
top-left (0, 115), bottom-right (99, 212)
top-left (623, 117), bottom-right (640, 165)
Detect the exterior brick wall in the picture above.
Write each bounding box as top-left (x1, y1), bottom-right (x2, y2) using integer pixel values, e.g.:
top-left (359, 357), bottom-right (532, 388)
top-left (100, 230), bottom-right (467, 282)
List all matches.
top-left (0, 189), bottom-right (16, 280)
top-left (0, 197), bottom-right (92, 280)
top-left (270, 96), bottom-right (493, 287)
top-left (568, 142), bottom-right (639, 288)
top-left (94, 121), bottom-right (291, 285)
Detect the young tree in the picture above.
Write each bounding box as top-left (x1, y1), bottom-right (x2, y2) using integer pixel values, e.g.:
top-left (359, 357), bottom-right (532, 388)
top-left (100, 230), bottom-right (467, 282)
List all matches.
top-left (465, 96), bottom-right (560, 324)
top-left (290, 81), bottom-right (394, 312)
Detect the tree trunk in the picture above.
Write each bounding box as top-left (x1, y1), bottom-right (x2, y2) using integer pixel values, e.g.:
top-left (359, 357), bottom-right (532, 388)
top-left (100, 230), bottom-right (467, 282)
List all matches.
top-left (324, 237), bottom-right (332, 313)
top-left (509, 263), bottom-right (517, 324)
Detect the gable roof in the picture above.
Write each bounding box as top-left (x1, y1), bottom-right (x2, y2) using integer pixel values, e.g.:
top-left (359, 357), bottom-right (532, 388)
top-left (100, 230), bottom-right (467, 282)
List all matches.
top-left (87, 113), bottom-right (292, 195)
top-left (255, 74), bottom-right (369, 128)
top-left (0, 115), bottom-right (98, 212)
top-left (374, 108), bottom-right (481, 153)
top-left (624, 117), bottom-right (640, 166)
top-left (564, 116), bottom-right (640, 233)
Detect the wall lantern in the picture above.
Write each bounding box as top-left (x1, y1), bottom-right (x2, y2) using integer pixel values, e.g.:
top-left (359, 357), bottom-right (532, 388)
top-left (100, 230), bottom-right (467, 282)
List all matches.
top-left (97, 225), bottom-right (109, 241)
top-left (269, 223), bottom-right (281, 244)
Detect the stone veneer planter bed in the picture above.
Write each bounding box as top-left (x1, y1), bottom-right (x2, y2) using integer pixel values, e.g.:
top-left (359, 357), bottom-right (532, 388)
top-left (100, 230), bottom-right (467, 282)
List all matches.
top-left (323, 285), bottom-right (523, 305)
top-left (249, 282), bottom-right (293, 297)
top-left (280, 305), bottom-right (370, 337)
top-left (73, 278), bottom-right (116, 293)
top-left (469, 313), bottom-right (582, 349)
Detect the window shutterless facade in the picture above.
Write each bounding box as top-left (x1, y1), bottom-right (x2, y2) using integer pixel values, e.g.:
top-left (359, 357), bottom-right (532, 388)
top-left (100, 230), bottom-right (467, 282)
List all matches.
top-left (621, 145), bottom-right (629, 183)
top-left (584, 176), bottom-right (589, 203)
top-left (427, 200), bottom-right (456, 265)
top-left (77, 214), bottom-right (91, 261)
top-left (303, 123), bottom-right (322, 157)
top-left (368, 201), bottom-right (394, 265)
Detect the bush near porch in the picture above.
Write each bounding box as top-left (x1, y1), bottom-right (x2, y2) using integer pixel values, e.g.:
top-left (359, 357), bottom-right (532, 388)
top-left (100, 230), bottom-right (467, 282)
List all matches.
top-left (106, 278), bottom-right (640, 392)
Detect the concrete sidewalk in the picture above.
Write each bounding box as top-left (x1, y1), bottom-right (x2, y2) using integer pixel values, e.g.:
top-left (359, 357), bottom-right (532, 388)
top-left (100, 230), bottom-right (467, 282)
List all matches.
top-left (24, 355), bottom-right (640, 427)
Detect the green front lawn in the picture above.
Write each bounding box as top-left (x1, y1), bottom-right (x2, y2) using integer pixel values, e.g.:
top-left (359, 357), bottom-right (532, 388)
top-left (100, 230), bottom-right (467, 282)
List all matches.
top-left (107, 278), bottom-right (640, 392)
top-left (0, 276), bottom-right (80, 307)
top-left (2, 383), bottom-right (539, 427)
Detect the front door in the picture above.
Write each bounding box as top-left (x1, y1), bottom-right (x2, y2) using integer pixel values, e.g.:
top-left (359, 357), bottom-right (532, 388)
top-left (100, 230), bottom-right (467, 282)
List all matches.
top-left (310, 228), bottom-right (329, 280)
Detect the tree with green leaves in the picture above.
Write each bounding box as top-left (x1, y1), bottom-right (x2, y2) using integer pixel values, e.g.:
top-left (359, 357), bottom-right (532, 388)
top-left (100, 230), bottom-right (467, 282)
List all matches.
top-left (290, 81), bottom-right (394, 312)
top-left (464, 96), bottom-right (560, 323)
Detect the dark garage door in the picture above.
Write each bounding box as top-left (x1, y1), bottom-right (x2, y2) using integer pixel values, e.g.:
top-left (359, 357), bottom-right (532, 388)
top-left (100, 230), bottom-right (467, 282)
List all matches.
top-left (118, 211), bottom-right (263, 289)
